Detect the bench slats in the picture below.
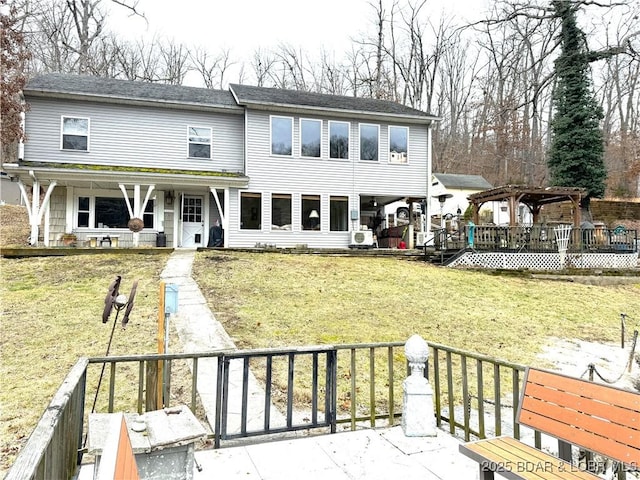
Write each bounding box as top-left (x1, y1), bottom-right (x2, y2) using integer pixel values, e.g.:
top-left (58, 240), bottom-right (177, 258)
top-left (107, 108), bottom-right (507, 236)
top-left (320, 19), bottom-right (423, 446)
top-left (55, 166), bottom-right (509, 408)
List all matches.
top-left (460, 436), bottom-right (599, 480)
top-left (521, 409), bottom-right (639, 465)
top-left (526, 368), bottom-right (640, 412)
top-left (521, 395), bottom-right (639, 448)
top-left (523, 381), bottom-right (639, 427)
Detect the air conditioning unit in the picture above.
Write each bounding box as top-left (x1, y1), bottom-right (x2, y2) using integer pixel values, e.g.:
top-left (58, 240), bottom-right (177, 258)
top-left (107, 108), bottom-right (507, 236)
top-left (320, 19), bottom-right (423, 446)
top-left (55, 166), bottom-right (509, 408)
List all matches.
top-left (416, 231), bottom-right (428, 248)
top-left (350, 230), bottom-right (374, 248)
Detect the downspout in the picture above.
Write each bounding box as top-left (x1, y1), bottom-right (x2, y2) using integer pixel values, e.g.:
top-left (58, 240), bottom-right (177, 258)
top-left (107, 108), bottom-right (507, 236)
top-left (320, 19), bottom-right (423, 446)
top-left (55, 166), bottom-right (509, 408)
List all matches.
top-left (425, 123), bottom-right (433, 242)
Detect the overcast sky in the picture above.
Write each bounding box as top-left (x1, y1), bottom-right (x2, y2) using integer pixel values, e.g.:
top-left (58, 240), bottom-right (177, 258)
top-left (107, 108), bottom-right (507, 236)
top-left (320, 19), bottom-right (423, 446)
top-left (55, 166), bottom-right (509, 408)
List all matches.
top-left (108, 0), bottom-right (486, 60)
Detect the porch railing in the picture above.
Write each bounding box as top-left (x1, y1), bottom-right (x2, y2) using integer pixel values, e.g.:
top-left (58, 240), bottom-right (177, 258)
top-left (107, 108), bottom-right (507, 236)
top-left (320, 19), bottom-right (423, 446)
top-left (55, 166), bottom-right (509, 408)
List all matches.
top-left (6, 341), bottom-right (527, 480)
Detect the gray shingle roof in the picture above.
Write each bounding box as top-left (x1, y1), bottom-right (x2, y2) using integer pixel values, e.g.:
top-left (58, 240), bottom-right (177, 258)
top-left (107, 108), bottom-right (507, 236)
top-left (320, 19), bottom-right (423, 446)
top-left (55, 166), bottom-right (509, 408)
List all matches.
top-left (229, 84), bottom-right (437, 120)
top-left (433, 173), bottom-right (493, 190)
top-left (25, 73), bottom-right (239, 109)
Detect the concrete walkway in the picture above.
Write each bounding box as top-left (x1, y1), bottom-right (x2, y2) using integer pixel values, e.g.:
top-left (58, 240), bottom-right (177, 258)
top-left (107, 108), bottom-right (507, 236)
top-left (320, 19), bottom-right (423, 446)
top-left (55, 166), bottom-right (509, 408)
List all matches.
top-left (160, 248), bottom-right (286, 433)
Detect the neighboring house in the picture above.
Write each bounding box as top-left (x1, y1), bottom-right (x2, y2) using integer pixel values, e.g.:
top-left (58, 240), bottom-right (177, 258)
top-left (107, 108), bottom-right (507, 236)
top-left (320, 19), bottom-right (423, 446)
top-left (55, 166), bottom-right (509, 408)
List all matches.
top-left (1, 74), bottom-right (439, 249)
top-left (429, 173), bottom-right (493, 220)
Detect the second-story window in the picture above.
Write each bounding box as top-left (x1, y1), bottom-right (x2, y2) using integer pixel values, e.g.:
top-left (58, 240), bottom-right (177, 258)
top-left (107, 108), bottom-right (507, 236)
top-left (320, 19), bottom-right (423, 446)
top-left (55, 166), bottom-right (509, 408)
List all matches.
top-left (389, 126), bottom-right (409, 164)
top-left (329, 121), bottom-right (349, 160)
top-left (359, 124), bottom-right (379, 161)
top-left (271, 116), bottom-right (293, 156)
top-left (188, 126), bottom-right (212, 158)
top-left (300, 119), bottom-right (321, 158)
top-left (61, 116), bottom-right (89, 151)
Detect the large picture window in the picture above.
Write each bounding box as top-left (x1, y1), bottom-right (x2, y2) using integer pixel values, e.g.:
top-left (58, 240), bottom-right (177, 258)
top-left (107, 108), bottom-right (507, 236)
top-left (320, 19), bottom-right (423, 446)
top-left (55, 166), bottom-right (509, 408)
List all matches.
top-left (271, 194), bottom-right (292, 230)
top-left (329, 121), bottom-right (349, 159)
top-left (241, 192), bottom-right (262, 230)
top-left (61, 116), bottom-right (89, 151)
top-left (188, 126), bottom-right (212, 158)
top-left (389, 126), bottom-right (408, 164)
top-left (359, 124), bottom-right (379, 161)
top-left (300, 119), bottom-right (321, 158)
top-left (302, 195), bottom-right (321, 231)
top-left (76, 195), bottom-right (154, 229)
top-left (271, 116), bottom-right (293, 156)
top-left (330, 196), bottom-right (348, 232)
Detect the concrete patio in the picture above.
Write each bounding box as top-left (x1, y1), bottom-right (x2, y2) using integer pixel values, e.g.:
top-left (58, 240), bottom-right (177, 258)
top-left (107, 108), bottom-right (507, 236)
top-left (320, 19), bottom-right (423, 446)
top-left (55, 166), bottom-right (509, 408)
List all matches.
top-left (77, 424), bottom-right (480, 480)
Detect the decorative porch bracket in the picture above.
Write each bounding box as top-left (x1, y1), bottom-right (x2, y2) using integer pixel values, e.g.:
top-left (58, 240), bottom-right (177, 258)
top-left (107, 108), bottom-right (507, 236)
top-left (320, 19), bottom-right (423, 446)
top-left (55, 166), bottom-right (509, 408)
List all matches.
top-left (119, 184), bottom-right (155, 247)
top-left (18, 172), bottom-right (57, 246)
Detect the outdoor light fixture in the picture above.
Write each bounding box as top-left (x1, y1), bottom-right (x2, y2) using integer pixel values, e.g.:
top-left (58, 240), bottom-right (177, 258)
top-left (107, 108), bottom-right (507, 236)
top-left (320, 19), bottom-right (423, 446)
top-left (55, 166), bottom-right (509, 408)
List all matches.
top-left (166, 190), bottom-right (174, 206)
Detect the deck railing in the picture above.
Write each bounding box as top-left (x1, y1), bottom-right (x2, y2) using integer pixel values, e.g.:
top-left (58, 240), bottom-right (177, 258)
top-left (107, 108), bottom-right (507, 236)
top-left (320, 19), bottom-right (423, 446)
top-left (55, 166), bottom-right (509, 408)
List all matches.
top-left (430, 225), bottom-right (638, 254)
top-left (6, 341), bottom-right (526, 480)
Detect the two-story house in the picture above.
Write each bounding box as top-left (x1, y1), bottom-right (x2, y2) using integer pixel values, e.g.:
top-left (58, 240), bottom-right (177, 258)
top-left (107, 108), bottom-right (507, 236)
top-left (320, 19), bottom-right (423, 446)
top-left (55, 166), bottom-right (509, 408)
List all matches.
top-left (3, 74), bottom-right (439, 249)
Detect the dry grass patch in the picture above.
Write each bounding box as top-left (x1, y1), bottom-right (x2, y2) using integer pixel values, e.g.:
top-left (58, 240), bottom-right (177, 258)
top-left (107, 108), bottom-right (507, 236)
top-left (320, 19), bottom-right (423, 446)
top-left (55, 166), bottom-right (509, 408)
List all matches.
top-left (0, 253), bottom-right (169, 472)
top-left (0, 205), bottom-right (30, 247)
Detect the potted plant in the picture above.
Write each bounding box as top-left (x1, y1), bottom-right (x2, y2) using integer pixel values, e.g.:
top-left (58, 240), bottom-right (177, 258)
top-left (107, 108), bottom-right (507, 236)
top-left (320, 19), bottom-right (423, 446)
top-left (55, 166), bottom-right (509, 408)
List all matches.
top-left (61, 233), bottom-right (77, 246)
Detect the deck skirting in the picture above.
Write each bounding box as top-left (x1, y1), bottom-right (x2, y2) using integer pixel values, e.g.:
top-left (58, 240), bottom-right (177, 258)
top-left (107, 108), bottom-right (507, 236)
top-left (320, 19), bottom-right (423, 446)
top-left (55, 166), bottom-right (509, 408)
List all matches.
top-left (448, 251), bottom-right (639, 270)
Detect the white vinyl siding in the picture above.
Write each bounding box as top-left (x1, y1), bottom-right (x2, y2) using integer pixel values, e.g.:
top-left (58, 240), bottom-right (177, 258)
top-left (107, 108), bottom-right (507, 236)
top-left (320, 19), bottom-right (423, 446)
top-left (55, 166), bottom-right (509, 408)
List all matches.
top-left (26, 98), bottom-right (244, 173)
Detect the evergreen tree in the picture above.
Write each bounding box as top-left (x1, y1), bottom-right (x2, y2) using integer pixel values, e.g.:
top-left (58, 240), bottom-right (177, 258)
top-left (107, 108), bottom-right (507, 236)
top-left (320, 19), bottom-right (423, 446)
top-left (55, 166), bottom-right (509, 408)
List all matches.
top-left (548, 1), bottom-right (606, 204)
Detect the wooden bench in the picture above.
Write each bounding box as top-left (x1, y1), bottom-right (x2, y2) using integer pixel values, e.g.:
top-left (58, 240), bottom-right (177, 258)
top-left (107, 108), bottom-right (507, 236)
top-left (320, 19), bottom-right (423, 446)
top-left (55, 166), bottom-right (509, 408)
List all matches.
top-left (459, 367), bottom-right (640, 479)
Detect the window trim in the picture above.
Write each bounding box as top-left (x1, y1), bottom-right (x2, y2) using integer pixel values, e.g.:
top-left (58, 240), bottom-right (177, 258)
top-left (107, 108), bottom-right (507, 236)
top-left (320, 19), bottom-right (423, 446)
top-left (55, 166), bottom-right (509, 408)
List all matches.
top-left (301, 194), bottom-right (321, 231)
top-left (271, 193), bottom-right (293, 231)
top-left (240, 191), bottom-right (263, 230)
top-left (74, 189), bottom-right (157, 230)
top-left (388, 125), bottom-right (409, 164)
top-left (60, 116), bottom-right (90, 152)
top-left (359, 123), bottom-right (380, 161)
top-left (328, 120), bottom-right (350, 160)
top-left (187, 125), bottom-right (212, 159)
top-left (329, 195), bottom-right (349, 232)
top-left (299, 118), bottom-right (322, 158)
top-left (270, 115), bottom-right (294, 157)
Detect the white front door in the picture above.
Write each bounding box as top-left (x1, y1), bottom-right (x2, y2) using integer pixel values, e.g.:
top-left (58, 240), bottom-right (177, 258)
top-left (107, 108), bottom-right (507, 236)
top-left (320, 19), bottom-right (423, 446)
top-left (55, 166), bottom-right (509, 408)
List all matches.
top-left (181, 196), bottom-right (204, 247)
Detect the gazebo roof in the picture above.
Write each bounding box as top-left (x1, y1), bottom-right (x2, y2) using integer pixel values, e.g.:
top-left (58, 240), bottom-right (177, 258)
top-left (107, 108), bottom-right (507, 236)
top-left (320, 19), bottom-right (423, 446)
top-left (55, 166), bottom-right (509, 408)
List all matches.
top-left (468, 185), bottom-right (587, 226)
top-left (468, 185), bottom-right (586, 206)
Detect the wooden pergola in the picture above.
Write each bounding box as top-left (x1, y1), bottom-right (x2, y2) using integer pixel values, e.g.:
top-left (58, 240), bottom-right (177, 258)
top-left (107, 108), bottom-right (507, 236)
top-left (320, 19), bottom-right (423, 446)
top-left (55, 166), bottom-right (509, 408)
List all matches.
top-left (468, 185), bottom-right (587, 227)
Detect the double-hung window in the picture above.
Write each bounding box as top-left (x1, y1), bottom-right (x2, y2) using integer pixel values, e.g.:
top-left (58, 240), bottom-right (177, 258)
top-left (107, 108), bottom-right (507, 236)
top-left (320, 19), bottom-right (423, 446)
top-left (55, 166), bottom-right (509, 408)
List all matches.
top-left (61, 116), bottom-right (89, 151)
top-left (271, 116), bottom-right (293, 156)
top-left (300, 119), bottom-right (321, 158)
top-left (389, 126), bottom-right (409, 164)
top-left (359, 124), bottom-right (379, 161)
top-left (188, 126), bottom-right (212, 158)
top-left (329, 121), bottom-right (349, 160)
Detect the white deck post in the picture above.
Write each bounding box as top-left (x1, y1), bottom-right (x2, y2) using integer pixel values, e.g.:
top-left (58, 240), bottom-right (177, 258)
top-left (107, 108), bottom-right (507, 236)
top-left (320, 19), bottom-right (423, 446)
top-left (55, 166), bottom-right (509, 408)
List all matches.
top-left (402, 334), bottom-right (437, 437)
